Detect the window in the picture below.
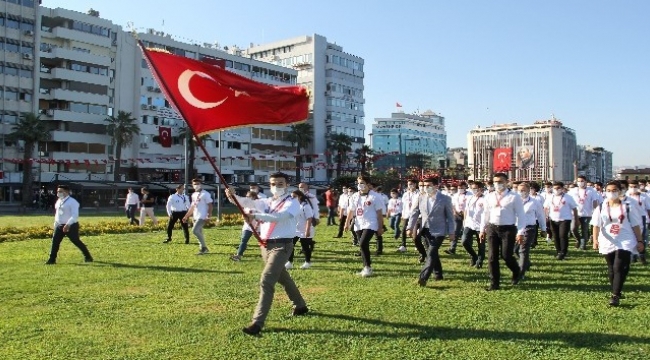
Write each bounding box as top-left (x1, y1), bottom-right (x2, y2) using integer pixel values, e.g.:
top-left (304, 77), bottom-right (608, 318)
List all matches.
top-left (19, 69), bottom-right (32, 78)
top-left (4, 90), bottom-right (18, 101)
top-left (4, 66), bottom-right (18, 76)
top-left (5, 42), bottom-right (19, 53)
top-left (6, 18), bottom-right (19, 29)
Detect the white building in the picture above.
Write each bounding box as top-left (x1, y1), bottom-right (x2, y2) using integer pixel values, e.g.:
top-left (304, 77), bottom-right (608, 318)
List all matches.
top-left (576, 145), bottom-right (613, 182)
top-left (247, 34), bottom-right (365, 182)
top-left (467, 118), bottom-right (578, 182)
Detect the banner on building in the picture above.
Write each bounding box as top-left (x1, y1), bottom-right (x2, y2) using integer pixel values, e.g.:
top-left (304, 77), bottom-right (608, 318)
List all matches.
top-left (493, 147), bottom-right (512, 172)
top-left (516, 146), bottom-right (534, 169)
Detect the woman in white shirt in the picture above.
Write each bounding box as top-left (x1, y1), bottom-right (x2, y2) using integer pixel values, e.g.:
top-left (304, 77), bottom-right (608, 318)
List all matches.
top-left (591, 180), bottom-right (645, 306)
top-left (286, 190), bottom-right (315, 270)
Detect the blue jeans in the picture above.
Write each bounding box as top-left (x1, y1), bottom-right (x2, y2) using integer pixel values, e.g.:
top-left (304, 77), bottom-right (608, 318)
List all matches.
top-left (237, 229), bottom-right (254, 256)
top-left (389, 214), bottom-right (401, 239)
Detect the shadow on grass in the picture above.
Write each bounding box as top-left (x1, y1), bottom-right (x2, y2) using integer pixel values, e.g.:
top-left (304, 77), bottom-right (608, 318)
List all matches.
top-left (90, 261), bottom-right (243, 274)
top-left (269, 312), bottom-right (647, 351)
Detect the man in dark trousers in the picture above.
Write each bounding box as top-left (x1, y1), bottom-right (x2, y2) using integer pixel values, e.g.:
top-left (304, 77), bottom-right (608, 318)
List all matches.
top-left (46, 185), bottom-right (93, 264)
top-left (164, 184), bottom-right (191, 244)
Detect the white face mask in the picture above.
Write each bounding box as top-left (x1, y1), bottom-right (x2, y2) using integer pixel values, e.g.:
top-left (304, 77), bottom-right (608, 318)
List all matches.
top-left (628, 188), bottom-right (639, 195)
top-left (418, 186), bottom-right (424, 193)
top-left (459, 189), bottom-right (466, 194)
top-left (519, 191), bottom-right (529, 199)
top-left (553, 189), bottom-right (562, 196)
top-left (488, 186), bottom-right (495, 192)
top-left (545, 187), bottom-right (552, 193)
top-left (57, 192), bottom-right (65, 199)
top-left (357, 184), bottom-right (367, 192)
top-left (605, 191), bottom-right (618, 200)
top-left (577, 181), bottom-right (585, 188)
top-left (408, 184), bottom-right (416, 190)
top-left (193, 185), bottom-right (202, 191)
top-left (270, 186), bottom-right (286, 196)
top-left (495, 183), bottom-right (506, 192)
top-left (425, 186), bottom-right (436, 194)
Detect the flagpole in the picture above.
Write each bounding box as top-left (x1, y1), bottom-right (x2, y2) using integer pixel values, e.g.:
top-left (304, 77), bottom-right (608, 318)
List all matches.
top-left (138, 41), bottom-right (262, 244)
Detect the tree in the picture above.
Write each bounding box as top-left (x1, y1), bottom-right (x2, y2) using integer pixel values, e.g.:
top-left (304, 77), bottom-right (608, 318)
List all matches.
top-left (105, 111), bottom-right (139, 181)
top-left (284, 122), bottom-right (313, 183)
top-left (87, 8), bottom-right (100, 17)
top-left (178, 127), bottom-right (211, 182)
top-left (354, 144), bottom-right (373, 175)
top-left (329, 133), bottom-right (352, 177)
top-left (8, 113), bottom-right (52, 207)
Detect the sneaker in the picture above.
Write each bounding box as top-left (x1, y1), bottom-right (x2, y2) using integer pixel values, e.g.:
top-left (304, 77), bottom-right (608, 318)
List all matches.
top-left (418, 255), bottom-right (426, 263)
top-left (292, 306), bottom-right (309, 316)
top-left (300, 262), bottom-right (311, 269)
top-left (162, 239), bottom-right (172, 243)
top-left (444, 249), bottom-right (456, 255)
top-left (285, 261), bottom-right (293, 270)
top-left (358, 267), bottom-right (372, 277)
top-left (609, 294), bottom-right (620, 307)
top-left (242, 323), bottom-right (262, 336)
top-left (84, 257), bottom-right (94, 263)
top-left (196, 247), bottom-right (209, 255)
top-left (230, 254), bottom-right (241, 261)
top-left (417, 278), bottom-right (427, 287)
top-left (546, 237), bottom-right (552, 245)
top-left (397, 246), bottom-right (407, 252)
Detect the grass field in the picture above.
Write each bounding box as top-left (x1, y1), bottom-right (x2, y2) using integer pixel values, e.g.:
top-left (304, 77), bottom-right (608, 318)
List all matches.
top-left (1, 216), bottom-right (649, 359)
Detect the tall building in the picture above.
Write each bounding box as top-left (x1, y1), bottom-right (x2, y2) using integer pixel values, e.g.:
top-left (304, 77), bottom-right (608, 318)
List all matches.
top-left (370, 110), bottom-right (447, 172)
top-left (576, 145), bottom-right (613, 182)
top-left (247, 34), bottom-right (365, 181)
top-left (467, 118), bottom-right (577, 182)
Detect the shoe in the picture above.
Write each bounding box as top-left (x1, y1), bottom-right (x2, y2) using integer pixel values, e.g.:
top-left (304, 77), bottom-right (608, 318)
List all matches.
top-left (417, 278), bottom-right (427, 287)
top-left (485, 285), bottom-right (500, 291)
top-left (300, 262), bottom-right (311, 269)
top-left (444, 249), bottom-right (456, 255)
top-left (84, 257), bottom-right (94, 263)
top-left (162, 239), bottom-right (172, 243)
top-left (434, 275), bottom-right (443, 281)
top-left (45, 260), bottom-right (56, 265)
top-left (470, 258), bottom-right (477, 267)
top-left (476, 262), bottom-right (483, 269)
top-left (640, 254), bottom-right (648, 266)
top-left (285, 261), bottom-right (293, 270)
top-left (230, 254), bottom-right (241, 262)
top-left (418, 255), bottom-right (426, 263)
top-left (546, 237), bottom-right (552, 244)
top-left (196, 247), bottom-right (209, 255)
top-left (242, 323), bottom-right (262, 336)
top-left (609, 295), bottom-right (620, 307)
top-left (555, 253), bottom-right (564, 260)
top-left (185, 240), bottom-right (190, 244)
top-left (354, 251), bottom-right (361, 257)
top-left (512, 274), bottom-right (522, 285)
top-left (358, 267), bottom-right (372, 277)
top-left (292, 306), bottom-right (309, 316)
top-left (397, 246), bottom-right (407, 252)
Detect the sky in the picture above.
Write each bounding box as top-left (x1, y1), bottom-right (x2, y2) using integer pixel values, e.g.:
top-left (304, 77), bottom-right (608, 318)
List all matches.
top-left (44, 0), bottom-right (650, 167)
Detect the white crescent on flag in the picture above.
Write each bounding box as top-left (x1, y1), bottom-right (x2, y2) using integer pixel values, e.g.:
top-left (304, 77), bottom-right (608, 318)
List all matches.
top-left (177, 70), bottom-right (228, 109)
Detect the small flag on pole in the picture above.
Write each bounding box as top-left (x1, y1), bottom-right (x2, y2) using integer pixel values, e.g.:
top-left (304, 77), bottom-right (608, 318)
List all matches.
top-left (396, 102), bottom-right (402, 107)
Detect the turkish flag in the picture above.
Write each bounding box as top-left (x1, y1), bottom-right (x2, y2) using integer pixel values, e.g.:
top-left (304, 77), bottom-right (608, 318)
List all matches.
top-left (139, 44), bottom-right (309, 136)
top-left (493, 148), bottom-right (512, 172)
top-left (159, 126), bottom-right (172, 147)
top-left (396, 102), bottom-right (402, 107)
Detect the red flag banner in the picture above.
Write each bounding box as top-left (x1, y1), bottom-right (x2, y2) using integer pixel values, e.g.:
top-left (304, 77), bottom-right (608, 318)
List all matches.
top-left (396, 102), bottom-right (402, 107)
top-left (158, 126), bottom-right (172, 147)
top-left (493, 148), bottom-right (512, 172)
top-left (140, 45), bottom-right (309, 136)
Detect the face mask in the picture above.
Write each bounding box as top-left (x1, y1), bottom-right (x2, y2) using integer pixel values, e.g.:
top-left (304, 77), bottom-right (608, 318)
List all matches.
top-left (193, 185), bottom-right (202, 191)
top-left (418, 186), bottom-right (424, 193)
top-left (391, 194), bottom-right (397, 198)
top-left (425, 186), bottom-right (436, 194)
top-left (271, 186), bottom-right (286, 196)
top-left (620, 189), bottom-right (627, 197)
top-left (605, 192), bottom-right (618, 200)
top-left (577, 181), bottom-right (585, 188)
top-left (57, 192), bottom-right (65, 199)
top-left (640, 186), bottom-right (646, 191)
top-left (628, 188), bottom-right (638, 195)
top-left (495, 183), bottom-right (506, 192)
top-left (357, 184), bottom-right (367, 192)
top-left (408, 184), bottom-right (416, 190)
top-left (459, 189), bottom-right (466, 194)
top-left (553, 189), bottom-right (562, 196)
top-left (488, 186), bottom-right (495, 192)
top-left (519, 191), bottom-right (529, 199)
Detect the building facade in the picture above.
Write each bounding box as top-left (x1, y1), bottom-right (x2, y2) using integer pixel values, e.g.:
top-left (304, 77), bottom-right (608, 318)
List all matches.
top-left (617, 168), bottom-right (650, 182)
top-left (576, 145), bottom-right (613, 182)
top-left (247, 34), bottom-right (365, 181)
top-left (370, 110), bottom-right (447, 172)
top-left (467, 118), bottom-right (578, 182)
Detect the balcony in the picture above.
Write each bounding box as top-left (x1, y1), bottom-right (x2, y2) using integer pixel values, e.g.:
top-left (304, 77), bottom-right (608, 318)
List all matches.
top-left (50, 131), bottom-right (109, 144)
top-left (43, 109), bottom-right (107, 125)
top-left (49, 47), bottom-right (111, 67)
top-left (52, 27), bottom-right (111, 48)
top-left (51, 68), bottom-right (110, 86)
top-left (49, 88), bottom-right (109, 105)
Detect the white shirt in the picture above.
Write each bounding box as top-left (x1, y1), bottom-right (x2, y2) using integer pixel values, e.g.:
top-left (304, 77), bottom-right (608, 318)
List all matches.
top-left (242, 200), bottom-right (266, 232)
top-left (125, 192), bottom-right (139, 207)
top-left (296, 201), bottom-right (315, 238)
top-left (544, 193), bottom-right (578, 221)
top-left (463, 194), bottom-right (485, 231)
top-left (252, 190), bottom-right (267, 199)
top-left (521, 196), bottom-right (547, 230)
top-left (452, 192), bottom-right (470, 213)
top-left (401, 190), bottom-right (419, 218)
top-left (569, 187), bottom-right (600, 217)
top-left (350, 192), bottom-right (384, 231)
top-left (258, 195), bottom-right (300, 239)
top-left (338, 192), bottom-right (350, 211)
top-left (479, 190), bottom-right (526, 235)
top-left (191, 190), bottom-right (213, 220)
top-left (591, 201), bottom-right (641, 254)
top-left (370, 190), bottom-right (387, 216)
top-left (627, 192), bottom-right (650, 216)
top-left (54, 195), bottom-right (79, 226)
top-left (166, 193), bottom-right (190, 215)
top-left (531, 193), bottom-right (544, 204)
top-left (387, 198), bottom-right (403, 216)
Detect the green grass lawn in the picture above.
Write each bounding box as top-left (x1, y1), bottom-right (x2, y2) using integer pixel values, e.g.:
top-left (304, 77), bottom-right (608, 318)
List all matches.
top-left (1, 217), bottom-right (649, 359)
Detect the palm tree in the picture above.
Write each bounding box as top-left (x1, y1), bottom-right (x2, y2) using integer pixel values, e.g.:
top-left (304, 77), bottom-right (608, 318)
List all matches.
top-left (284, 122), bottom-right (313, 183)
top-left (8, 113), bottom-right (52, 207)
top-left (355, 144), bottom-right (373, 175)
top-left (178, 127), bottom-right (211, 181)
top-left (329, 133), bottom-right (352, 177)
top-left (105, 111), bottom-right (139, 181)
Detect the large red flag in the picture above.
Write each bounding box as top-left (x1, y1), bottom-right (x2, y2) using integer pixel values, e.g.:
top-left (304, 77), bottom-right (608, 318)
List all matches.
top-left (140, 45), bottom-right (309, 136)
top-left (158, 126), bottom-right (172, 147)
top-left (493, 148), bottom-right (512, 172)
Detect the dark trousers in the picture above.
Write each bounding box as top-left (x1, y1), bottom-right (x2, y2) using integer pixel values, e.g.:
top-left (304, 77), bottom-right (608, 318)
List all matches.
top-left (550, 220), bottom-right (572, 256)
top-left (572, 216), bottom-right (591, 249)
top-left (355, 229), bottom-right (376, 267)
top-left (420, 229), bottom-right (445, 281)
top-left (126, 204), bottom-right (138, 225)
top-left (448, 215), bottom-right (464, 251)
top-left (400, 216), bottom-right (410, 247)
top-left (327, 206), bottom-right (337, 225)
top-left (337, 215), bottom-right (347, 237)
top-left (486, 224), bottom-right (520, 286)
top-left (167, 211), bottom-right (190, 242)
top-left (462, 227), bottom-right (484, 264)
top-left (49, 223), bottom-right (92, 262)
top-left (289, 237), bottom-right (314, 263)
top-left (605, 249), bottom-right (631, 297)
top-left (546, 218), bottom-right (552, 238)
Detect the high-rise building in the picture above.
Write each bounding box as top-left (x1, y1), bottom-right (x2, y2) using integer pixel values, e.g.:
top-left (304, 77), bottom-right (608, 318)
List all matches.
top-left (577, 145), bottom-right (613, 182)
top-left (370, 110), bottom-right (447, 172)
top-left (247, 34), bottom-right (365, 181)
top-left (467, 118), bottom-right (578, 182)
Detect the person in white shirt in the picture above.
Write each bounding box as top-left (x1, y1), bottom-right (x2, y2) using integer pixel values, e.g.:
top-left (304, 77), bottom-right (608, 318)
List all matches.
top-left (344, 175), bottom-right (384, 277)
top-left (461, 181), bottom-right (486, 268)
top-left (249, 182), bottom-right (267, 199)
top-left (231, 191), bottom-right (264, 261)
top-left (164, 184), bottom-right (191, 244)
top-left (544, 181), bottom-right (579, 260)
top-left (515, 182), bottom-right (547, 279)
top-left (335, 186), bottom-right (349, 238)
top-left (479, 173), bottom-right (527, 291)
top-left (540, 181), bottom-right (554, 244)
top-left (570, 176), bottom-right (601, 250)
top-left (124, 187), bottom-right (140, 225)
top-left (139, 187), bottom-right (158, 226)
top-left (286, 190), bottom-right (315, 269)
top-left (369, 182), bottom-right (387, 255)
top-left (225, 172), bottom-right (308, 336)
top-left (399, 179), bottom-right (419, 252)
top-left (46, 185), bottom-right (93, 265)
top-left (182, 179), bottom-right (213, 255)
top-left (591, 180), bottom-right (645, 306)
top-left (626, 180), bottom-right (650, 265)
top-left (446, 182), bottom-right (470, 255)
top-left (387, 189), bottom-right (403, 240)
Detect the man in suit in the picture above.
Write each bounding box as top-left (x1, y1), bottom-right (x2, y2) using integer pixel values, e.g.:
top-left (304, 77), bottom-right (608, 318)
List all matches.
top-left (407, 177), bottom-right (455, 287)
